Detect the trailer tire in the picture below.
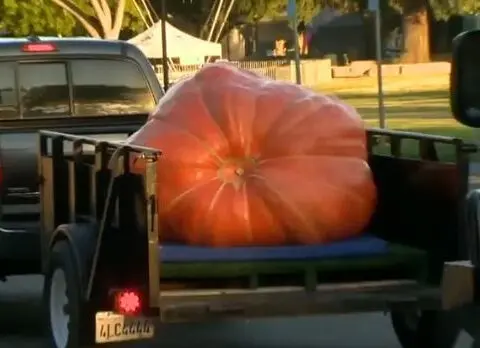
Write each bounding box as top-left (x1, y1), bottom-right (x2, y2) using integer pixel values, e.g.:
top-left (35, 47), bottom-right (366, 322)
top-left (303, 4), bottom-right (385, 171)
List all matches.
top-left (391, 310), bottom-right (460, 348)
top-left (43, 240), bottom-right (93, 348)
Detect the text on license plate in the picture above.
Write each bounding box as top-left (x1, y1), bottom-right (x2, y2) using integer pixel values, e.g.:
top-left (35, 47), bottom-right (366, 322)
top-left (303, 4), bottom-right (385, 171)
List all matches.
top-left (95, 311), bottom-right (155, 344)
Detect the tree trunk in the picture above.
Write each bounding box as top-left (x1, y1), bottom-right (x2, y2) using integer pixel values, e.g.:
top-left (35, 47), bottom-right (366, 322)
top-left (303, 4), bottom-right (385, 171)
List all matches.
top-left (103, 29), bottom-right (120, 39)
top-left (50, 0), bottom-right (126, 40)
top-left (50, 0), bottom-right (102, 38)
top-left (401, 0), bottom-right (430, 63)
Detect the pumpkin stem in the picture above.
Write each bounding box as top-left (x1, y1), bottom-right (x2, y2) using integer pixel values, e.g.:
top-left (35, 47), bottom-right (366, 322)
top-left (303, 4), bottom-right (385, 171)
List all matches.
top-left (235, 168), bottom-right (244, 176)
top-left (217, 157), bottom-right (256, 190)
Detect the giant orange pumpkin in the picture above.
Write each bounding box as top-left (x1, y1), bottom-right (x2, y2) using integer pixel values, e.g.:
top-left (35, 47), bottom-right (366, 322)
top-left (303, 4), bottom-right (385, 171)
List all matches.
top-left (128, 63), bottom-right (377, 247)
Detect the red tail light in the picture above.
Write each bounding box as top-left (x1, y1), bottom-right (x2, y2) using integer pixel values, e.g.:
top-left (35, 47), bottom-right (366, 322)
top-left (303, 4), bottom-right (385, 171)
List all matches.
top-left (115, 290), bottom-right (142, 315)
top-left (21, 43), bottom-right (57, 53)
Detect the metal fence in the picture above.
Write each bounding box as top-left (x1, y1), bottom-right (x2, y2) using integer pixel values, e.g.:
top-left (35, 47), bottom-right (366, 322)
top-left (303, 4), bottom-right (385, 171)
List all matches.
top-left (154, 58), bottom-right (450, 86)
top-left (154, 59), bottom-right (289, 82)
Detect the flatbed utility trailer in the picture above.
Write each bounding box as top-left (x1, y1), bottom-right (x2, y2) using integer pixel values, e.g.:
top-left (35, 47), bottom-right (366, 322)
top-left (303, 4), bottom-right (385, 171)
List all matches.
top-left (39, 124), bottom-right (480, 348)
top-left (31, 29), bottom-right (480, 348)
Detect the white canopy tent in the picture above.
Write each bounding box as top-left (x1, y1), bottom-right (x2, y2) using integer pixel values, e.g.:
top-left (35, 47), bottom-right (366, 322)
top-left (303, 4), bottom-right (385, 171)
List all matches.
top-left (128, 20), bottom-right (222, 64)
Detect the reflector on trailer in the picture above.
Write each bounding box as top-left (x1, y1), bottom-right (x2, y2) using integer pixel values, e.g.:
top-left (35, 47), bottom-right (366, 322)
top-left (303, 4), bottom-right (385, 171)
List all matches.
top-left (22, 43), bottom-right (57, 53)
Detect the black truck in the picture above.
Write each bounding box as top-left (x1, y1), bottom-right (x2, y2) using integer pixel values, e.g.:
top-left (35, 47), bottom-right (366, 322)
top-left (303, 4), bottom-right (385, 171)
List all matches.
top-left (0, 36), bottom-right (162, 277)
top-left (3, 33), bottom-right (480, 348)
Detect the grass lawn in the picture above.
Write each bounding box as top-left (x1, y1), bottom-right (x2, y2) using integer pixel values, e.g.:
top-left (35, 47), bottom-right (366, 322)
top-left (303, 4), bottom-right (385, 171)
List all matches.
top-left (315, 74), bottom-right (480, 161)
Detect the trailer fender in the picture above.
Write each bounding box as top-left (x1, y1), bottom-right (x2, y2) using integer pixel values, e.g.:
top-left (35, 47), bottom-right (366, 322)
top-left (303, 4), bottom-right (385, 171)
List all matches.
top-left (48, 223), bottom-right (97, 298)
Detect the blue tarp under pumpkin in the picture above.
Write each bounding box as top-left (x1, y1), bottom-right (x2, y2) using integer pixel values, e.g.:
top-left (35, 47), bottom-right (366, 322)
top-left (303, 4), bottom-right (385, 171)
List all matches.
top-left (160, 235), bottom-right (388, 263)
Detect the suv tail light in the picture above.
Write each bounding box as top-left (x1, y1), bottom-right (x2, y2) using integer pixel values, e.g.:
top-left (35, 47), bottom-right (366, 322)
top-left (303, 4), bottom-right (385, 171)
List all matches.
top-left (114, 290), bottom-right (142, 315)
top-left (22, 43), bottom-right (57, 53)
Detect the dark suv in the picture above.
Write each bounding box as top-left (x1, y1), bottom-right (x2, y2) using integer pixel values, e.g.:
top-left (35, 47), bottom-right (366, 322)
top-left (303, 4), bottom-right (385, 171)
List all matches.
top-left (0, 36), bottom-right (163, 275)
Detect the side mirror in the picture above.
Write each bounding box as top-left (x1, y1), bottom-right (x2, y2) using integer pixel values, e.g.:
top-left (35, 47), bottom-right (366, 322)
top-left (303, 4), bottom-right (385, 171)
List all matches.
top-left (451, 30), bottom-right (480, 128)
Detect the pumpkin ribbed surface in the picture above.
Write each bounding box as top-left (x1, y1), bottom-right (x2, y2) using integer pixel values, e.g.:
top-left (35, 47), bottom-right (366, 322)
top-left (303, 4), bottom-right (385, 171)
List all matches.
top-left (128, 63), bottom-right (377, 247)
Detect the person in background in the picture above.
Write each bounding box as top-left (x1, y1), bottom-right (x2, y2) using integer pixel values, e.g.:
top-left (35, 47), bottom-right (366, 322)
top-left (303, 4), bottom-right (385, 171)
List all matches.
top-left (305, 23), bottom-right (314, 53)
top-left (274, 38), bottom-right (287, 56)
top-left (297, 21), bottom-right (309, 56)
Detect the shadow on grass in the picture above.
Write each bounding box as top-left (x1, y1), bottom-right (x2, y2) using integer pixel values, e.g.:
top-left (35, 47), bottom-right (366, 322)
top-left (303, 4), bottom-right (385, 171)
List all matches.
top-left (401, 126), bottom-right (478, 141)
top-left (330, 90), bottom-right (451, 120)
top-left (332, 90), bottom-right (449, 101)
top-left (359, 106), bottom-right (449, 119)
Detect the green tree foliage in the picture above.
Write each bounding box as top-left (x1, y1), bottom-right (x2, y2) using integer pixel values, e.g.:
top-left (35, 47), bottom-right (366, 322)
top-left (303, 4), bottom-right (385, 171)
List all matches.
top-left (152, 0), bottom-right (237, 41)
top-left (233, 0), bottom-right (366, 23)
top-left (146, 0), bottom-right (213, 37)
top-left (333, 0), bottom-right (476, 62)
top-left (406, 0), bottom-right (479, 19)
top-left (0, 0), bottom-right (145, 38)
top-left (234, 0), bottom-right (313, 23)
top-left (164, 0), bottom-right (211, 31)
top-left (232, 0), bottom-right (472, 63)
top-left (151, 0), bottom-right (356, 39)
top-left (49, 0), bottom-right (145, 39)
top-left (0, 0), bottom-right (77, 36)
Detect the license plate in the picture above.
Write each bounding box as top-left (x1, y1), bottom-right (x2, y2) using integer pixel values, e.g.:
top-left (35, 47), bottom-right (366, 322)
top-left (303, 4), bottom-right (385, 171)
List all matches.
top-left (95, 311), bottom-right (155, 344)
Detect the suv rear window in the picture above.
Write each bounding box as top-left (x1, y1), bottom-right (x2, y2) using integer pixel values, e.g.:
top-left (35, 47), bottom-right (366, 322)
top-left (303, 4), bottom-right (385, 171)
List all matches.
top-left (0, 59), bottom-right (155, 119)
top-left (71, 59), bottom-right (155, 116)
top-left (20, 62), bottom-right (70, 118)
top-left (0, 62), bottom-right (17, 118)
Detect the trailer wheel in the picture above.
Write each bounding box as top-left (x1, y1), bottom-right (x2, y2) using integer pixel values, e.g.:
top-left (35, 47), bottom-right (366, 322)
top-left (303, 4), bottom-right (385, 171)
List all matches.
top-left (391, 310), bottom-right (460, 348)
top-left (43, 241), bottom-right (93, 348)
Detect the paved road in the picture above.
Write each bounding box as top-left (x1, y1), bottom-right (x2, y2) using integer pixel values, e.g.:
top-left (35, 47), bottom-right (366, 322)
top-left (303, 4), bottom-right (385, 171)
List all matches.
top-left (0, 275), bottom-right (474, 348)
top-left (1, 166), bottom-right (480, 348)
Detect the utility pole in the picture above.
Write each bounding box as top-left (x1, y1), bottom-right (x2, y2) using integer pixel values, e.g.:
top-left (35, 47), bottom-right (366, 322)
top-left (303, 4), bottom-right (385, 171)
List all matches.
top-left (160, 0), bottom-right (169, 91)
top-left (288, 0), bottom-right (302, 84)
top-left (369, 0), bottom-right (386, 128)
